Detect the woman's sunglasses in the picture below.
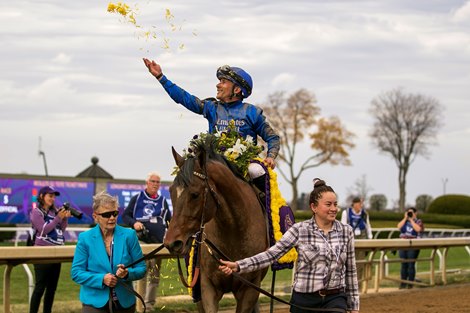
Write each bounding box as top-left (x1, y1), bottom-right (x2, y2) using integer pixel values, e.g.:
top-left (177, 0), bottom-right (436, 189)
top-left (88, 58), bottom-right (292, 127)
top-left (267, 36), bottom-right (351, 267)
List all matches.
top-left (96, 211), bottom-right (119, 218)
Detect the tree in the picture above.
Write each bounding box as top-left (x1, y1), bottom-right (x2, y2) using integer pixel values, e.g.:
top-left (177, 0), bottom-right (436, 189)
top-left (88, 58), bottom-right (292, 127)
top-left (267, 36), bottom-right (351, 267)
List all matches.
top-left (260, 89), bottom-right (355, 211)
top-left (415, 194), bottom-right (433, 212)
top-left (369, 194), bottom-right (388, 211)
top-left (369, 88), bottom-right (443, 211)
top-left (346, 174), bottom-right (373, 207)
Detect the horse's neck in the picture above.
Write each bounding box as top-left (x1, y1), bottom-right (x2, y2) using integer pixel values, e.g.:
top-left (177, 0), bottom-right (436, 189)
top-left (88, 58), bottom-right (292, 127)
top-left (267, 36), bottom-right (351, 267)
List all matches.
top-left (212, 172), bottom-right (264, 232)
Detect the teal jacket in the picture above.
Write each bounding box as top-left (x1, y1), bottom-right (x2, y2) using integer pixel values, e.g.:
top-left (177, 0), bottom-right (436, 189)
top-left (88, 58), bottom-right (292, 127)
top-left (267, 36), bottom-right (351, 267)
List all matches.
top-left (71, 225), bottom-right (146, 309)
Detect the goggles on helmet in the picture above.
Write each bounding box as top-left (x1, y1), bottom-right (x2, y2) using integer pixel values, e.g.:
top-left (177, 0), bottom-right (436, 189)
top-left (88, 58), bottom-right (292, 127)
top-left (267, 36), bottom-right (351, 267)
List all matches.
top-left (217, 65), bottom-right (252, 97)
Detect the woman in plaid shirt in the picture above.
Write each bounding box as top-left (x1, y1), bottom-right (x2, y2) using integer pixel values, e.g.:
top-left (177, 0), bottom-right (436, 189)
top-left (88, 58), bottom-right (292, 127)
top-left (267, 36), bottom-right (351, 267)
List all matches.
top-left (219, 178), bottom-right (360, 313)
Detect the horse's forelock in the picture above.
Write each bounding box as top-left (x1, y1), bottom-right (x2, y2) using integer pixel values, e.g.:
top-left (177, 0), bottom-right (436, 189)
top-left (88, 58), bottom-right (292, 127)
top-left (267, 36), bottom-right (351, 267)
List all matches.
top-left (174, 157), bottom-right (195, 187)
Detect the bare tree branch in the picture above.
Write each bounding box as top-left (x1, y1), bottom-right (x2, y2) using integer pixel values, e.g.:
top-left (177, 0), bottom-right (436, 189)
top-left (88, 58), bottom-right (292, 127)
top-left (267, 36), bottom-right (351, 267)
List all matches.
top-left (369, 88), bottom-right (443, 210)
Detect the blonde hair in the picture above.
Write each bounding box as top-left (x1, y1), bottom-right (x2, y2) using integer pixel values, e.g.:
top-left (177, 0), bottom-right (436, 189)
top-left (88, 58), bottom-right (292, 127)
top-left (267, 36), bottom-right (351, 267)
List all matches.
top-left (92, 191), bottom-right (119, 212)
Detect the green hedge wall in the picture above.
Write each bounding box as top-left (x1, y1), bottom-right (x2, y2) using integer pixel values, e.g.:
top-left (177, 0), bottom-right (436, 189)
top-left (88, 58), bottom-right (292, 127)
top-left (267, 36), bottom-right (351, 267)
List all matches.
top-left (427, 194), bottom-right (470, 215)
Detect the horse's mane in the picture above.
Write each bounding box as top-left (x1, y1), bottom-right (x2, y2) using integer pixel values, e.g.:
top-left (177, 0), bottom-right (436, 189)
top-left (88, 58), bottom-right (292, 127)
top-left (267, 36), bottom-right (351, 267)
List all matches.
top-left (174, 134), bottom-right (245, 187)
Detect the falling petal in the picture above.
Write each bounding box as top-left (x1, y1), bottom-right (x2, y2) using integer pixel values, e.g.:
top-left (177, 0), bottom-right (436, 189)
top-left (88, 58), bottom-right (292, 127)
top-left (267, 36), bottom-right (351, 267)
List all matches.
top-left (165, 8), bottom-right (174, 20)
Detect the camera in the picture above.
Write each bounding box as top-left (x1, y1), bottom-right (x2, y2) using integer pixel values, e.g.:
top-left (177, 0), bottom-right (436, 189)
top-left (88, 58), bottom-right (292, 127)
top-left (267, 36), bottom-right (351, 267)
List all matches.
top-left (63, 202), bottom-right (83, 219)
top-left (407, 211), bottom-right (413, 218)
top-left (136, 225), bottom-right (151, 243)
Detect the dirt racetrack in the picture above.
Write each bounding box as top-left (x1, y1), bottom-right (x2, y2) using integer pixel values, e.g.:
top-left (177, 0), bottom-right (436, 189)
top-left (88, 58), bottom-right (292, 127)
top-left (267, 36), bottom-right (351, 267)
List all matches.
top-left (257, 283), bottom-right (470, 313)
top-left (359, 284), bottom-right (470, 313)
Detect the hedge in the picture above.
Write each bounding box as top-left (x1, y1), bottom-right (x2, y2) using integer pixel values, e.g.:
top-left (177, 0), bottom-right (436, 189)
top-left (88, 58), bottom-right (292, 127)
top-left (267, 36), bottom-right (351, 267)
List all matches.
top-left (427, 194), bottom-right (470, 215)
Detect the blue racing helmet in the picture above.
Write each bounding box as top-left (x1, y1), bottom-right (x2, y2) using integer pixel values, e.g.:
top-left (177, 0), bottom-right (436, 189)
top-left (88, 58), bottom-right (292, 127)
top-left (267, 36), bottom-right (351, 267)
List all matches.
top-left (216, 65), bottom-right (253, 98)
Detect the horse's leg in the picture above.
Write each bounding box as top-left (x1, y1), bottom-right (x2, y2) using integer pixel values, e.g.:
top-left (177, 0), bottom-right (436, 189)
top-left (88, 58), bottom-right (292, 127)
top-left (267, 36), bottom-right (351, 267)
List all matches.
top-left (200, 277), bottom-right (224, 313)
top-left (196, 301), bottom-right (205, 313)
top-left (234, 287), bottom-right (261, 313)
top-left (251, 301), bottom-right (260, 313)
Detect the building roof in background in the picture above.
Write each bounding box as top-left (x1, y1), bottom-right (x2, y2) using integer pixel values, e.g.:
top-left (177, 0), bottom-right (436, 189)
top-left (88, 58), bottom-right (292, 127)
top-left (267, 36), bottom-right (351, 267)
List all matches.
top-left (76, 157), bottom-right (113, 179)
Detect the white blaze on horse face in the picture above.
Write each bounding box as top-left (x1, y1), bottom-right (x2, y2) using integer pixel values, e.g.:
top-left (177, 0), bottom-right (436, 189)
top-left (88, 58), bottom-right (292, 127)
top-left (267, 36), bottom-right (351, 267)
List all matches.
top-left (176, 186), bottom-right (184, 199)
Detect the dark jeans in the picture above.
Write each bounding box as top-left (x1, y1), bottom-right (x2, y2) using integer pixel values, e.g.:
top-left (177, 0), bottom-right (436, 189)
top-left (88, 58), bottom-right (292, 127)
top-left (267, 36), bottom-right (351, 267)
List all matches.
top-left (399, 249), bottom-right (420, 284)
top-left (289, 290), bottom-right (347, 313)
top-left (30, 263), bottom-right (61, 313)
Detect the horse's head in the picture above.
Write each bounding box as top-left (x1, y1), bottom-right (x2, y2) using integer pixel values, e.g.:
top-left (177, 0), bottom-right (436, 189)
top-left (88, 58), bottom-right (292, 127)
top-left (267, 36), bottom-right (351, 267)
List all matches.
top-left (164, 145), bottom-right (221, 255)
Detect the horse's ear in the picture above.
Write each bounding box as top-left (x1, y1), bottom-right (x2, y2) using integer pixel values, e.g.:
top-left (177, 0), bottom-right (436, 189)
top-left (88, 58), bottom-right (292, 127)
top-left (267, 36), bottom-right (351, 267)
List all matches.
top-left (172, 146), bottom-right (185, 168)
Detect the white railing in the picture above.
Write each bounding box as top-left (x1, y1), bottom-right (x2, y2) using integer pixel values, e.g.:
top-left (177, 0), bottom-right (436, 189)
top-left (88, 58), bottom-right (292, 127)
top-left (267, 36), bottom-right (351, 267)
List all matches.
top-left (372, 227), bottom-right (470, 239)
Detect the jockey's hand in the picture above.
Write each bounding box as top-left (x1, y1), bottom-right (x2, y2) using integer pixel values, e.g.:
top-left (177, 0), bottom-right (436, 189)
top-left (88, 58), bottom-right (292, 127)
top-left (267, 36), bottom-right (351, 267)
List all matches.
top-left (143, 58), bottom-right (163, 80)
top-left (264, 157), bottom-right (276, 169)
top-left (218, 259), bottom-right (239, 275)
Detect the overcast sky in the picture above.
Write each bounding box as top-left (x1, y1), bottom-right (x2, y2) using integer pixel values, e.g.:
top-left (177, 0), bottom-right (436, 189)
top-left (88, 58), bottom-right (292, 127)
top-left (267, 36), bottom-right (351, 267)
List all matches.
top-left (1, 0), bottom-right (469, 209)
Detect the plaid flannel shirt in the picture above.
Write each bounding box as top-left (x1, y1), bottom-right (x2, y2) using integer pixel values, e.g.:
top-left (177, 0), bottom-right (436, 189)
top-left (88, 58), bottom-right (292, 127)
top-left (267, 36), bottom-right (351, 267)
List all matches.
top-left (238, 218), bottom-right (360, 311)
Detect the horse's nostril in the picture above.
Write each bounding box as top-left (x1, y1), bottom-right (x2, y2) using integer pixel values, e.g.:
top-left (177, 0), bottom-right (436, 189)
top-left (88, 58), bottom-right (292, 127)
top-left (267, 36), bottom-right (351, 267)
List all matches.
top-left (167, 240), bottom-right (184, 254)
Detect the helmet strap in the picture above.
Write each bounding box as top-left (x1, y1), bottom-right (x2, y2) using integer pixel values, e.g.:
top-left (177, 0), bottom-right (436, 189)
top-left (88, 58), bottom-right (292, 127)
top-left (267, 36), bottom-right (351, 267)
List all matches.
top-left (230, 85), bottom-right (242, 100)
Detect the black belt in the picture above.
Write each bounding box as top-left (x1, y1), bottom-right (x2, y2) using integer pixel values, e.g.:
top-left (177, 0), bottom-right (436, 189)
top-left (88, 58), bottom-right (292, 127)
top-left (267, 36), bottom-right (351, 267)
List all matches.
top-left (315, 288), bottom-right (345, 297)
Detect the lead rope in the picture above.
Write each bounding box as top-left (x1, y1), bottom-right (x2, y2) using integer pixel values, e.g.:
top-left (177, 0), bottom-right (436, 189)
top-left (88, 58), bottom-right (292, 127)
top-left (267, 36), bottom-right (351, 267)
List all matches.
top-left (114, 244), bottom-right (167, 313)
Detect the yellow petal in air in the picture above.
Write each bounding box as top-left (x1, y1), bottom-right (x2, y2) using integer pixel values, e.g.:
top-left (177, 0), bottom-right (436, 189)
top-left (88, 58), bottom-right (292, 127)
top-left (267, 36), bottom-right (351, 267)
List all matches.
top-left (107, 3), bottom-right (116, 12)
top-left (165, 8), bottom-right (174, 20)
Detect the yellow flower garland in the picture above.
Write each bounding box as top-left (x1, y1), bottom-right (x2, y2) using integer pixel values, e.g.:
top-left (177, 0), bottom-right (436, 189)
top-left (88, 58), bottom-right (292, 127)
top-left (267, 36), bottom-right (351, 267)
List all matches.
top-left (187, 238), bottom-right (196, 295)
top-left (255, 158), bottom-right (298, 264)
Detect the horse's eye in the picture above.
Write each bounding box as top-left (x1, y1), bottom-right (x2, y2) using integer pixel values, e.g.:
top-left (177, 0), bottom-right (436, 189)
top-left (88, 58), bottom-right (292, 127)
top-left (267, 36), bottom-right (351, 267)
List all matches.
top-left (190, 192), bottom-right (199, 199)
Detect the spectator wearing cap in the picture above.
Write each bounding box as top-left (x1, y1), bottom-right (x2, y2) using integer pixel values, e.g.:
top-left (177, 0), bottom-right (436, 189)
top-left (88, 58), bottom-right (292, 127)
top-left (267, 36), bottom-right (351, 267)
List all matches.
top-left (340, 197), bottom-right (372, 285)
top-left (122, 171), bottom-right (171, 312)
top-left (29, 186), bottom-right (71, 313)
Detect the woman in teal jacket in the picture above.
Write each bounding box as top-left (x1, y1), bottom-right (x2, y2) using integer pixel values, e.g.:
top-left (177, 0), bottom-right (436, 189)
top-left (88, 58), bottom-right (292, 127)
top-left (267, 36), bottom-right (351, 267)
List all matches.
top-left (71, 192), bottom-right (146, 313)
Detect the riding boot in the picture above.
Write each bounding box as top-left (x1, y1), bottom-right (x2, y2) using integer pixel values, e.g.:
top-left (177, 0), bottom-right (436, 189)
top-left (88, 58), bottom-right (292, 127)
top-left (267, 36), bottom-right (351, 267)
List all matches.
top-left (252, 174), bottom-right (267, 206)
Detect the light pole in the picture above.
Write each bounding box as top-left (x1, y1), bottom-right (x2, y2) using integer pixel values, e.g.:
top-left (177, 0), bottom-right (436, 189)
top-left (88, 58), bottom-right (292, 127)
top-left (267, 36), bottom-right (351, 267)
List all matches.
top-left (441, 178), bottom-right (448, 195)
top-left (38, 137), bottom-right (49, 177)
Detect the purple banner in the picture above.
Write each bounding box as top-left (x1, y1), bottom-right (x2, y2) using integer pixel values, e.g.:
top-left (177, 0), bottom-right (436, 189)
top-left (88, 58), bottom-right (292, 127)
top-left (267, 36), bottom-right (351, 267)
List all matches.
top-left (0, 178), bottom-right (94, 224)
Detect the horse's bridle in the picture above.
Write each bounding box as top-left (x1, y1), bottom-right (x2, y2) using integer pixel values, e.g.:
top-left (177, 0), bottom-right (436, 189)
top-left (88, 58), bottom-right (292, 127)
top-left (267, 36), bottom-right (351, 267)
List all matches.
top-left (175, 164), bottom-right (223, 288)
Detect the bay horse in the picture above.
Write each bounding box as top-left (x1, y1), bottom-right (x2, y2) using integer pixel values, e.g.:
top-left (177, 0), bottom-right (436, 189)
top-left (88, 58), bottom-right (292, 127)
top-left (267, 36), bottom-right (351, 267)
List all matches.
top-left (164, 137), bottom-right (268, 313)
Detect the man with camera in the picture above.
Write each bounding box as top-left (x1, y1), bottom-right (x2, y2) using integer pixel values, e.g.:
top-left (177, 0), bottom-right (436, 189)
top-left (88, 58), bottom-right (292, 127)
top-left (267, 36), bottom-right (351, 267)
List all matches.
top-left (122, 171), bottom-right (171, 312)
top-left (397, 207), bottom-right (424, 289)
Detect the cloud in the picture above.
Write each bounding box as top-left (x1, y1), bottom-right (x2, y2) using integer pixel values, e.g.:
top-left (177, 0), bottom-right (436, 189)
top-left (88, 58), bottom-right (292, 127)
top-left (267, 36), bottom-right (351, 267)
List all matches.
top-left (452, 1), bottom-right (470, 22)
top-left (271, 73), bottom-right (296, 88)
top-left (52, 53), bottom-right (72, 65)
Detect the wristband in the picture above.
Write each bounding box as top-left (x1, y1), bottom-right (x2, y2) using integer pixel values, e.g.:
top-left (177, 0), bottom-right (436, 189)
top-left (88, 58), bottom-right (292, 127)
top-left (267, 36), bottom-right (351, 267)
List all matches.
top-left (156, 73), bottom-right (163, 80)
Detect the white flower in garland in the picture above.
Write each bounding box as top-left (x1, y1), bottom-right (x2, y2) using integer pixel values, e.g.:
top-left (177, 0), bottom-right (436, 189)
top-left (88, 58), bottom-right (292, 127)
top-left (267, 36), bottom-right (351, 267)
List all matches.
top-left (225, 138), bottom-right (247, 160)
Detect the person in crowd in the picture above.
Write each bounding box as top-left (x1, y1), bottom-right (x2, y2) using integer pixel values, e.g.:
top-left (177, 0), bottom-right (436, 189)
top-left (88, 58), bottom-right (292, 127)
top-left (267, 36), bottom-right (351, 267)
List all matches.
top-left (142, 58), bottom-right (280, 188)
top-left (397, 207), bottom-right (424, 289)
top-left (122, 171), bottom-right (171, 312)
top-left (29, 186), bottom-right (71, 313)
top-left (71, 192), bottom-right (146, 313)
top-left (218, 178), bottom-right (359, 313)
top-left (341, 196), bottom-right (373, 283)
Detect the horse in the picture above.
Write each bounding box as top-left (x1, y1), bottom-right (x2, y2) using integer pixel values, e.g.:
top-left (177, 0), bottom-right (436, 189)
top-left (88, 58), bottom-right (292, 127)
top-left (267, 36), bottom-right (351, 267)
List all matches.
top-left (164, 137), bottom-right (269, 313)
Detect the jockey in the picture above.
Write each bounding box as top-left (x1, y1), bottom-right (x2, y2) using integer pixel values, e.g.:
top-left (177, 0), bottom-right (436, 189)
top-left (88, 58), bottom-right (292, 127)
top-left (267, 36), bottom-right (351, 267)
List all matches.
top-left (142, 59), bottom-right (280, 187)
